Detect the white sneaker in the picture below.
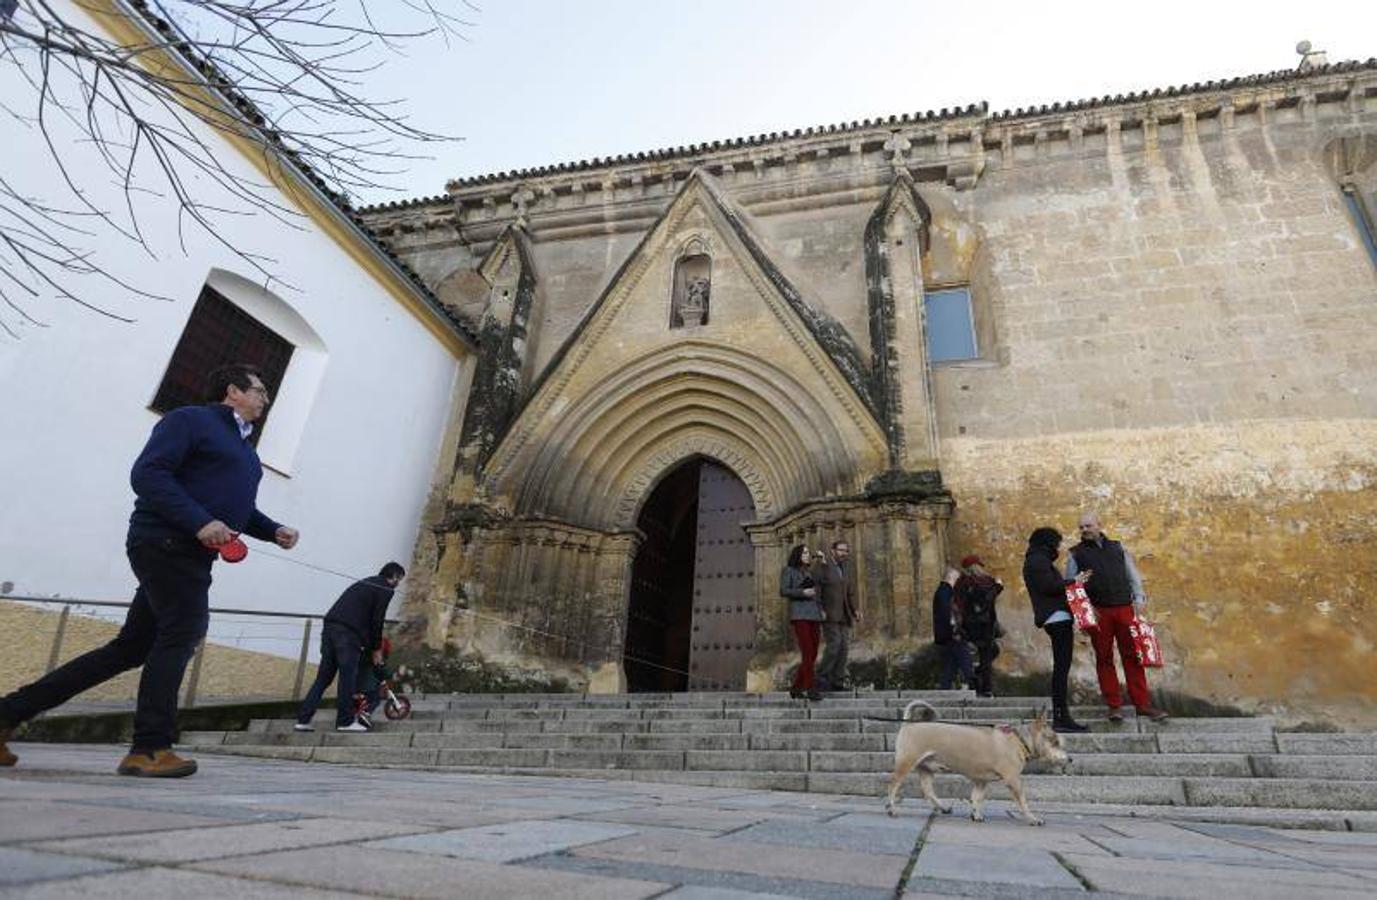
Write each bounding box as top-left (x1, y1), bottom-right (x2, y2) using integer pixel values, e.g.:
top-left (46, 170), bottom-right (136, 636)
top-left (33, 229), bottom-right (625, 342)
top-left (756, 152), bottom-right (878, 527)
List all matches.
top-left (292, 723), bottom-right (314, 733)
top-left (335, 721), bottom-right (368, 733)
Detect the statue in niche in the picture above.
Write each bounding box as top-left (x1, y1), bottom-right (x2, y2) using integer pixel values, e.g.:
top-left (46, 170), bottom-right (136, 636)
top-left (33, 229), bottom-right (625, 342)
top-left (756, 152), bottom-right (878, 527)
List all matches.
top-left (671, 250), bottom-right (712, 328)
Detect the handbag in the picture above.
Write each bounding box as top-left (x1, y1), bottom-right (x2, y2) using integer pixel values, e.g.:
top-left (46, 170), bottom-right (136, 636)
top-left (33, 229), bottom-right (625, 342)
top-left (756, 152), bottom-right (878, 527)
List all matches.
top-left (1064, 582), bottom-right (1099, 631)
top-left (1129, 614), bottom-right (1164, 668)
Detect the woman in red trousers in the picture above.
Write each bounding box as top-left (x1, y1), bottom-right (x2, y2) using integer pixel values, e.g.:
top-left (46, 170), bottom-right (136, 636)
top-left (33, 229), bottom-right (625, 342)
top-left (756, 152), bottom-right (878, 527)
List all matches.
top-left (781, 544), bottom-right (824, 701)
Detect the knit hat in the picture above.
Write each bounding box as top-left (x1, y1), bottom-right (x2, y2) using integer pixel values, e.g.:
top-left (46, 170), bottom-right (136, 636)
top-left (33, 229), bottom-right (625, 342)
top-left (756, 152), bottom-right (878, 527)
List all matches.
top-left (960, 554), bottom-right (983, 569)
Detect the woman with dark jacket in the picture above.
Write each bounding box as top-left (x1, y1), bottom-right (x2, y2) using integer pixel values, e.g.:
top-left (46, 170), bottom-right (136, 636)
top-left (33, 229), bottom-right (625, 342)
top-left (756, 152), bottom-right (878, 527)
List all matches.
top-left (781, 544), bottom-right (824, 701)
top-left (1021, 527), bottom-right (1090, 733)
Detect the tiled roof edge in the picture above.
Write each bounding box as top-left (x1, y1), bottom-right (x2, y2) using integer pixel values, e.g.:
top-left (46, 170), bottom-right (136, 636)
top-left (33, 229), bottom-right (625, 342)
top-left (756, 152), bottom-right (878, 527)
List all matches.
top-left (361, 56), bottom-right (1377, 211)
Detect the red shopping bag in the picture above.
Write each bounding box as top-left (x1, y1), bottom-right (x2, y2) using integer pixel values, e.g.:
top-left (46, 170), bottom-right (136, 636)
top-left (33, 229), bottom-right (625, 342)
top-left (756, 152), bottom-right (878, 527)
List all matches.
top-left (1064, 582), bottom-right (1099, 631)
top-left (1129, 615), bottom-right (1164, 668)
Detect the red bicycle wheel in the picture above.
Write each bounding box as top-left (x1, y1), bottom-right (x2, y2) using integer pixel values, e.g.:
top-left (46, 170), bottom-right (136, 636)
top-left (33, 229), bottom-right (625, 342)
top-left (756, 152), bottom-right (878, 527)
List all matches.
top-left (384, 695), bottom-right (412, 720)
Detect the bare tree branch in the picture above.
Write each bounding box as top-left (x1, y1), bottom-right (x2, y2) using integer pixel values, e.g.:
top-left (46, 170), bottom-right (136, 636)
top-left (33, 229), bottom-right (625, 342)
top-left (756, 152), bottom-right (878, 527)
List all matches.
top-left (0, 0), bottom-right (470, 338)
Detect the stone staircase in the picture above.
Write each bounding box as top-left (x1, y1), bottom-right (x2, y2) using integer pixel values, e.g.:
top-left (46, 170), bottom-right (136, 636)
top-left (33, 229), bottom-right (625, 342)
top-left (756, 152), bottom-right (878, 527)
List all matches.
top-left (182, 691), bottom-right (1377, 821)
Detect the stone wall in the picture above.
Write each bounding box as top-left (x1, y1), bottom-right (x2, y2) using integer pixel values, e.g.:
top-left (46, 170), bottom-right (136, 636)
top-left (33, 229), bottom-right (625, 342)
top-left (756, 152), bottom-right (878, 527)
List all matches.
top-left (365, 62), bottom-right (1377, 720)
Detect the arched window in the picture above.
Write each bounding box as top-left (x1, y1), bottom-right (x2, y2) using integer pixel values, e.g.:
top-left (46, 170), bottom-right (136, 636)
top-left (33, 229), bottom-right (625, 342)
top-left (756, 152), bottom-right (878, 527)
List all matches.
top-left (149, 269), bottom-right (327, 474)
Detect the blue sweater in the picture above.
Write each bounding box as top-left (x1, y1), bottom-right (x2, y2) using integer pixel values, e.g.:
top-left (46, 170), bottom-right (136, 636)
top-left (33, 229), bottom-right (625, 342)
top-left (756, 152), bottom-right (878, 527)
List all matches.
top-left (128, 404), bottom-right (281, 545)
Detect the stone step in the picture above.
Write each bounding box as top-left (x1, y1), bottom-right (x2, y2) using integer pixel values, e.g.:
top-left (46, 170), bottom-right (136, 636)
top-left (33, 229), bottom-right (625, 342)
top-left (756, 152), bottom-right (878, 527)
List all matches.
top-left (405, 703), bottom-right (1097, 722)
top-left (415, 693), bottom-right (980, 710)
top-left (180, 738), bottom-right (1377, 782)
top-left (194, 728), bottom-right (1377, 764)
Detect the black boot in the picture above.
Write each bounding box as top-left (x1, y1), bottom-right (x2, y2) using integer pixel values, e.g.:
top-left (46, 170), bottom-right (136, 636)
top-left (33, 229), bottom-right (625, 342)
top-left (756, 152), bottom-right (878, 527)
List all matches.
top-left (1053, 709), bottom-right (1089, 733)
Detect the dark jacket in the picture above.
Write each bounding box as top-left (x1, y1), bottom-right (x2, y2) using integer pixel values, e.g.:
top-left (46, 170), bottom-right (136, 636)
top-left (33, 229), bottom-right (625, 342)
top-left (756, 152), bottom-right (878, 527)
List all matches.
top-left (781, 566), bottom-right (824, 622)
top-left (812, 558), bottom-right (856, 625)
top-left (1022, 543), bottom-right (1072, 629)
top-left (324, 576), bottom-right (395, 650)
top-left (128, 404), bottom-right (280, 545)
top-left (1070, 538), bottom-right (1133, 607)
top-left (955, 574), bottom-right (1003, 641)
top-left (932, 582), bottom-right (956, 645)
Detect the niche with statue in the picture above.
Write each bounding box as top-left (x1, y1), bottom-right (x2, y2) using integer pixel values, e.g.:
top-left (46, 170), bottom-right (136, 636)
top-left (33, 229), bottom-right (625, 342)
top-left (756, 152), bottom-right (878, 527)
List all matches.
top-left (670, 239), bottom-right (712, 328)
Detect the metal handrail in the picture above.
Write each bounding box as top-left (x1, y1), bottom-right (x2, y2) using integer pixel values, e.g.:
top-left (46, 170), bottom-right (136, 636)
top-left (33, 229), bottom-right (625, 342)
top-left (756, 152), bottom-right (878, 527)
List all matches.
top-left (2, 594), bottom-right (399, 708)
top-left (2, 594), bottom-right (399, 623)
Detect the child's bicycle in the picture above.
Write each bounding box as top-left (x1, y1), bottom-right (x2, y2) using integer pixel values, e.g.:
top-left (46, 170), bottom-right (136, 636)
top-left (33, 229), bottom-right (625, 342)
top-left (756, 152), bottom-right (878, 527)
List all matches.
top-left (353, 661), bottom-right (412, 727)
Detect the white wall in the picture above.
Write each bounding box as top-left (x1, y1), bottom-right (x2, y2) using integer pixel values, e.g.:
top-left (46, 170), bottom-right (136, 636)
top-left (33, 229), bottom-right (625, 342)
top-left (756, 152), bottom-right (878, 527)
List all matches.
top-left (0, 0), bottom-right (465, 662)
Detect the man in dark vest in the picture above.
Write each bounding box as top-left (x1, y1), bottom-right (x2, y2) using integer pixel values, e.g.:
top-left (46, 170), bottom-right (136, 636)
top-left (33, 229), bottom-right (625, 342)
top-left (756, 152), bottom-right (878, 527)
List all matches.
top-left (1065, 513), bottom-right (1168, 722)
top-left (813, 539), bottom-right (858, 692)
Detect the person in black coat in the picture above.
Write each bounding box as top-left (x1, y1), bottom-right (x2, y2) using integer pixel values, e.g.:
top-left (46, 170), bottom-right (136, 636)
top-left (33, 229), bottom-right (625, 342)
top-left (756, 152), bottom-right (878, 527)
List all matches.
top-left (932, 567), bottom-right (973, 690)
top-left (296, 562), bottom-right (404, 732)
top-left (1021, 528), bottom-right (1090, 733)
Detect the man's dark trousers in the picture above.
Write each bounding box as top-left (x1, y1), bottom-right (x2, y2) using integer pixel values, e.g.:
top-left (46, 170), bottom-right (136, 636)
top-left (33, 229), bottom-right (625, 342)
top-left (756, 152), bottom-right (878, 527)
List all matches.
top-left (938, 640), bottom-right (973, 690)
top-left (816, 623), bottom-right (849, 691)
top-left (0, 538), bottom-right (212, 752)
top-left (297, 623), bottom-right (363, 728)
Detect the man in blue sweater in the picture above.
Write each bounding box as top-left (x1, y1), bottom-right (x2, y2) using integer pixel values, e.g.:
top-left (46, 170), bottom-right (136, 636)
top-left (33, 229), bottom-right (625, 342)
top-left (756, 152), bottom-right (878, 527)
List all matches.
top-left (0, 363), bottom-right (298, 776)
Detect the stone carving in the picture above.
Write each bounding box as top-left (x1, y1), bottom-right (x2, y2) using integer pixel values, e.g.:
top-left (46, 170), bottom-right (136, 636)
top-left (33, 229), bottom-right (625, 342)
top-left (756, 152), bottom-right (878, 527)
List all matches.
top-left (671, 236), bottom-right (712, 328)
top-left (615, 436), bottom-right (775, 527)
top-left (681, 275), bottom-right (710, 326)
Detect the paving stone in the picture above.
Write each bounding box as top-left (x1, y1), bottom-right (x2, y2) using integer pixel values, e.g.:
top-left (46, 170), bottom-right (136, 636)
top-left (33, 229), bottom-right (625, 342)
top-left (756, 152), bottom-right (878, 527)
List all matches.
top-left (574, 831), bottom-right (908, 889)
top-left (536, 851), bottom-right (897, 899)
top-left (488, 795), bottom-right (642, 815)
top-left (1059, 850), bottom-right (1374, 897)
top-left (574, 804), bottom-right (779, 833)
top-left (30, 816), bottom-right (428, 863)
top-left (0, 800), bottom-right (229, 842)
top-left (657, 886), bottom-right (801, 899)
top-left (0, 847), bottom-right (126, 887)
top-left (0, 867), bottom-right (360, 899)
top-left (913, 843), bottom-right (1083, 890)
top-left (723, 817), bottom-right (918, 855)
top-left (1268, 827), bottom-right (1377, 845)
top-left (46, 794), bottom-right (306, 823)
top-left (369, 819), bottom-right (639, 863)
top-left (923, 817), bottom-right (1116, 855)
top-left (191, 846), bottom-right (667, 899)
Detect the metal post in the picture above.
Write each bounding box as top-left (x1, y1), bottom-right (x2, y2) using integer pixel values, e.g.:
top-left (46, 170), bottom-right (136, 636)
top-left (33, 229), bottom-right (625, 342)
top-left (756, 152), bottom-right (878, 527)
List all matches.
top-left (45, 606), bottom-right (71, 673)
top-left (292, 619), bottom-right (313, 700)
top-left (183, 638), bottom-right (207, 708)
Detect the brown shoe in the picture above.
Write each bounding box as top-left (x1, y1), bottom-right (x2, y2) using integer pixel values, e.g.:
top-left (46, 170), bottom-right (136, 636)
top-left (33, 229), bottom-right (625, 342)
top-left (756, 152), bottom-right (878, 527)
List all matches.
top-left (1136, 706), bottom-right (1170, 722)
top-left (1106, 707), bottom-right (1125, 723)
top-left (117, 749), bottom-right (198, 778)
top-left (0, 727), bottom-right (16, 767)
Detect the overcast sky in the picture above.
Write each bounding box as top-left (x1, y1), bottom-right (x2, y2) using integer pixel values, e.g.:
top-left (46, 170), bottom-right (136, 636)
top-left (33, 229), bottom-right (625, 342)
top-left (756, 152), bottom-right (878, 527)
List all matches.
top-left (356, 0), bottom-right (1377, 203)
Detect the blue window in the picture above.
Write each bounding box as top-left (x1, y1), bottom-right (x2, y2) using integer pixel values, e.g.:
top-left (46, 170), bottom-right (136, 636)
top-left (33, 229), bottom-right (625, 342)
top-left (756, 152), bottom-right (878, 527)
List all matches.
top-left (1343, 187), bottom-right (1377, 270)
top-left (925, 287), bottom-right (977, 362)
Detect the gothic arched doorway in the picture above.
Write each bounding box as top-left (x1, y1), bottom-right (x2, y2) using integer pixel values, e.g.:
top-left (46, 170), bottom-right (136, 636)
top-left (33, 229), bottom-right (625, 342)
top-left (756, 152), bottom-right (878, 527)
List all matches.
top-left (625, 458), bottom-right (757, 692)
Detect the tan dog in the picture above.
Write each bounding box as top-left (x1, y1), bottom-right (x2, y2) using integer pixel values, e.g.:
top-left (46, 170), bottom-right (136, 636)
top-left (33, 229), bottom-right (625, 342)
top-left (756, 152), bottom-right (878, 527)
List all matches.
top-left (883, 700), bottom-right (1070, 825)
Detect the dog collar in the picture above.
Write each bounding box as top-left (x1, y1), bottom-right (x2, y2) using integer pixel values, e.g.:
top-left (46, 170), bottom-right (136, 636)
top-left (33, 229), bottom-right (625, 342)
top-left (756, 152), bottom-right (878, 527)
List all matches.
top-left (998, 723), bottom-right (1032, 760)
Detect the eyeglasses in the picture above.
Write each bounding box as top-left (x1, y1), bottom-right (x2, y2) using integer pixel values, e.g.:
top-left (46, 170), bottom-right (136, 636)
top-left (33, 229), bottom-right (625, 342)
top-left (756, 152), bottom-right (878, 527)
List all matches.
top-left (244, 384), bottom-right (271, 403)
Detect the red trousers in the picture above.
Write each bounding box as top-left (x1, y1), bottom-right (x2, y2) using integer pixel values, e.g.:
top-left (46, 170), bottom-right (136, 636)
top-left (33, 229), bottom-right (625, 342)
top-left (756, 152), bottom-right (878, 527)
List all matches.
top-left (792, 620), bottom-right (820, 690)
top-left (1089, 604), bottom-right (1151, 709)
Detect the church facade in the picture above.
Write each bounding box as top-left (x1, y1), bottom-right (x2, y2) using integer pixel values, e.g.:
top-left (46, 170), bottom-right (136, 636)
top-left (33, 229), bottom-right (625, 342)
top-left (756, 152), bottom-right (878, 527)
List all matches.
top-left (363, 60), bottom-right (1377, 719)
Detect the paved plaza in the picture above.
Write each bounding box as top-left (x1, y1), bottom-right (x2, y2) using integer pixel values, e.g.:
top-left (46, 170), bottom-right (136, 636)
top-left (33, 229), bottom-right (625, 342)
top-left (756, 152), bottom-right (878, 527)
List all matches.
top-left (3, 744), bottom-right (1376, 897)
